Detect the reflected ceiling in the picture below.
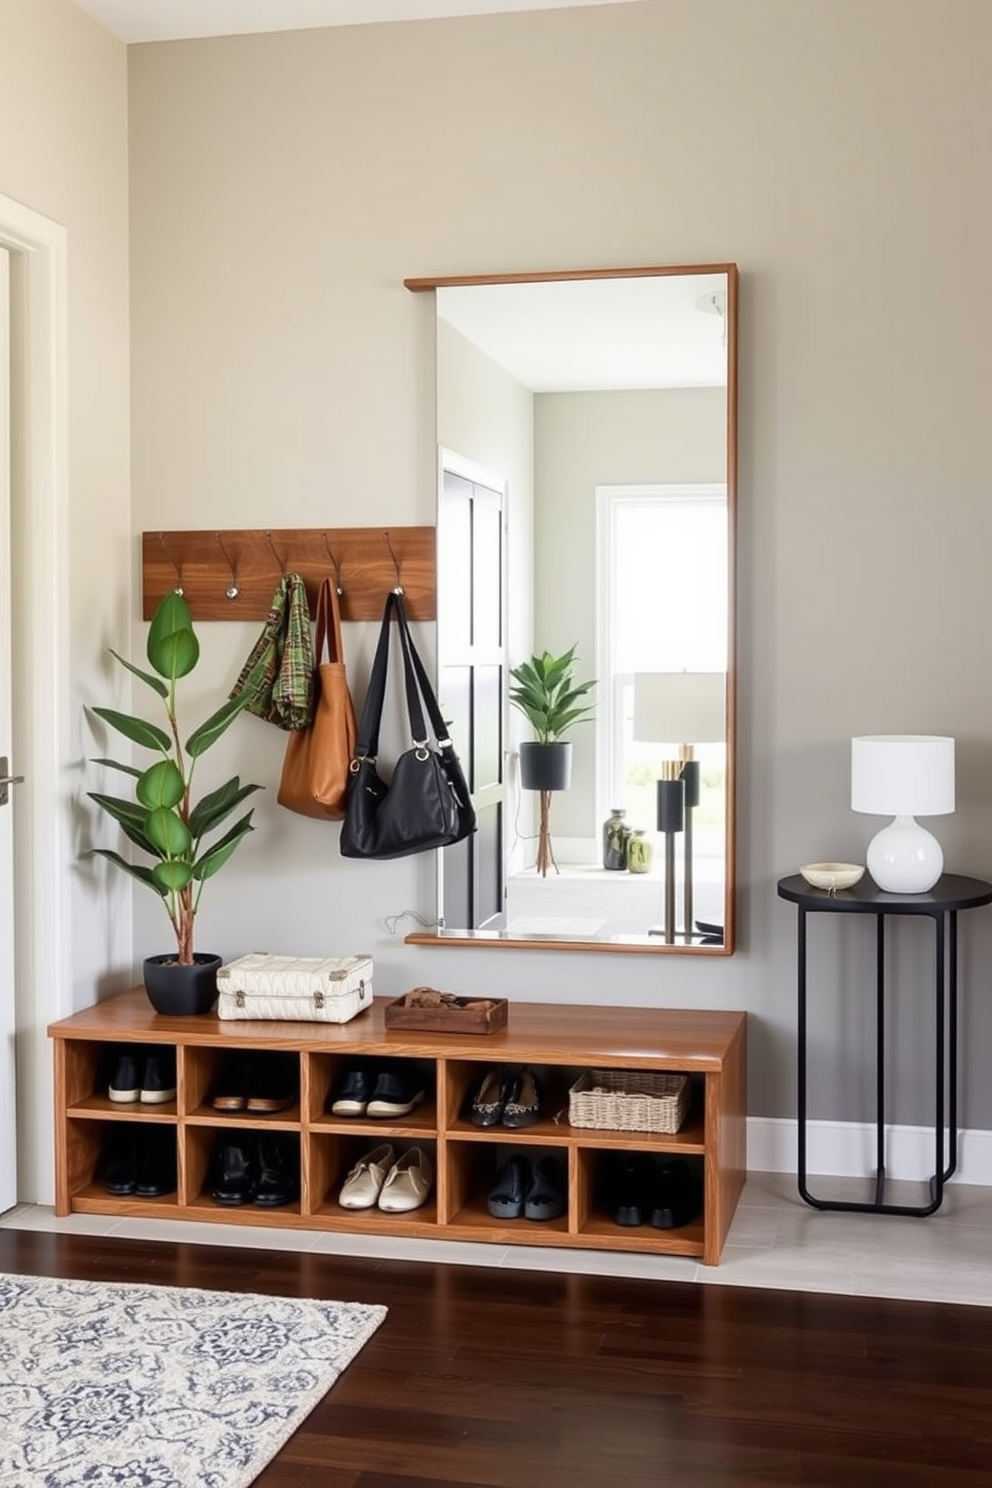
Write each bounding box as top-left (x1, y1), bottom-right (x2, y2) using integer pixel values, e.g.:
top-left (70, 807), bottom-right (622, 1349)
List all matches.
top-left (70, 0), bottom-right (639, 44)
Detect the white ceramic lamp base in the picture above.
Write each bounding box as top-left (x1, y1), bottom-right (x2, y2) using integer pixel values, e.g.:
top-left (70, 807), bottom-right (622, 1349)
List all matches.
top-left (866, 815), bottom-right (943, 893)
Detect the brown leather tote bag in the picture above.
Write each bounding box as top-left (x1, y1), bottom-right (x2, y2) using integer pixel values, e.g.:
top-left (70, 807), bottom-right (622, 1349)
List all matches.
top-left (277, 578), bottom-right (357, 820)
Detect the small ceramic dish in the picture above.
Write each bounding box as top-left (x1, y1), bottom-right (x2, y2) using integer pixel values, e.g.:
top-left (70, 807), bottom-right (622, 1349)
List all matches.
top-left (799, 862), bottom-right (865, 893)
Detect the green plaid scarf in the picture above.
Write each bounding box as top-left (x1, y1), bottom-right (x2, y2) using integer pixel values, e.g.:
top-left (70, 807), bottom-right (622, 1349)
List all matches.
top-left (230, 573), bottom-right (314, 730)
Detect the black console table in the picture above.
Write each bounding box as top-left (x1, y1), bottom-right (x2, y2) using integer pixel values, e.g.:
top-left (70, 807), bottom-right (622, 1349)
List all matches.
top-left (777, 873), bottom-right (992, 1216)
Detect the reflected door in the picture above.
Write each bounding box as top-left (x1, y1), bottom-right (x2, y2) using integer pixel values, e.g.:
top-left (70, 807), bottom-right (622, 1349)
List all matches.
top-left (437, 466), bottom-right (505, 931)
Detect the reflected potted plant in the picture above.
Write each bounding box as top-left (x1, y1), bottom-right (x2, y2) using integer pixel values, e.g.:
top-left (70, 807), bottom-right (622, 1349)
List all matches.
top-left (508, 645), bottom-right (596, 876)
top-left (87, 592), bottom-right (262, 1015)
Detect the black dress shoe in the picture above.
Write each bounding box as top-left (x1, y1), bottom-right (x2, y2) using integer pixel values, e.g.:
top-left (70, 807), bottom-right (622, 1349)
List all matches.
top-left (140, 1050), bottom-right (177, 1105)
top-left (135, 1127), bottom-right (177, 1197)
top-left (649, 1159), bottom-right (702, 1230)
top-left (210, 1138), bottom-right (256, 1205)
top-left (104, 1128), bottom-right (138, 1194)
top-left (502, 1067), bottom-right (543, 1129)
top-left (247, 1052), bottom-right (299, 1114)
top-left (211, 1054), bottom-right (254, 1111)
top-left (609, 1153), bottom-right (655, 1227)
top-left (328, 1066), bottom-right (372, 1116)
top-left (469, 1068), bottom-right (507, 1127)
top-left (367, 1068), bottom-right (425, 1118)
top-left (524, 1155), bottom-right (567, 1221)
top-left (254, 1136), bottom-right (299, 1208)
top-left (487, 1155), bottom-right (530, 1219)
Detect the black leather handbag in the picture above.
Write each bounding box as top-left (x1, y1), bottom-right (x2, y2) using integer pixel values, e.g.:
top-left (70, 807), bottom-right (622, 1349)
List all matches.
top-left (340, 591), bottom-right (476, 860)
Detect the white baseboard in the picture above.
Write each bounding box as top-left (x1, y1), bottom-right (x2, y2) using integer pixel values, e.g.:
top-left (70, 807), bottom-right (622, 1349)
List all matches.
top-left (748, 1117), bottom-right (992, 1187)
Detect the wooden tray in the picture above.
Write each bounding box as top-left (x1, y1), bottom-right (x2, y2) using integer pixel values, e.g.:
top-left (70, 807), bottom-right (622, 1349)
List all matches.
top-left (384, 991), bottom-right (509, 1036)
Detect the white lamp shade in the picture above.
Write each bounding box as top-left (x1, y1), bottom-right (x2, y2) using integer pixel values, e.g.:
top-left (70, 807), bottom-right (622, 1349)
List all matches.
top-left (851, 734), bottom-right (955, 818)
top-left (633, 672), bottom-right (726, 744)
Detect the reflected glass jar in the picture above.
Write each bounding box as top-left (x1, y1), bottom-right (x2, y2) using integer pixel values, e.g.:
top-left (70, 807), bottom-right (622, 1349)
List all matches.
top-left (626, 829), bottom-right (654, 875)
top-left (602, 808), bottom-right (629, 870)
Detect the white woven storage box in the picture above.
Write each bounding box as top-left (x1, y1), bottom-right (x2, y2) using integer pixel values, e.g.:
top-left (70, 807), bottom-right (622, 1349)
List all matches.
top-left (216, 953), bottom-right (373, 1023)
top-left (568, 1068), bottom-right (690, 1134)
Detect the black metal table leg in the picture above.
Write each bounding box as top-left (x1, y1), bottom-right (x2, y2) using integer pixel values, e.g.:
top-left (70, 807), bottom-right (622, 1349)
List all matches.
top-left (778, 873), bottom-right (992, 1221)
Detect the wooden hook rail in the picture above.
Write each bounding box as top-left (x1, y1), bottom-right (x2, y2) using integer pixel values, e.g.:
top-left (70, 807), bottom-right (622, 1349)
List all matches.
top-left (142, 526), bottom-right (436, 622)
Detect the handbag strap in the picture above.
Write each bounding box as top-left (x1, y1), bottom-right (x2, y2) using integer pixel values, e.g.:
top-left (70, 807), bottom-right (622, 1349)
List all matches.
top-left (353, 591), bottom-right (448, 762)
top-left (314, 577), bottom-right (346, 665)
top-left (393, 594), bottom-right (452, 748)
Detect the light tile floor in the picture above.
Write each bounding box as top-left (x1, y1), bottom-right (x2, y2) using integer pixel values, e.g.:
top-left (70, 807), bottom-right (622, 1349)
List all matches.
top-left (4, 1172), bottom-right (992, 1307)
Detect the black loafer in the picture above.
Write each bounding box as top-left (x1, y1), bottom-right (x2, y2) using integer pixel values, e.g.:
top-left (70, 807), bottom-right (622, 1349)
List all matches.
top-left (501, 1067), bottom-right (543, 1129)
top-left (610, 1153), bottom-right (655, 1227)
top-left (108, 1051), bottom-right (141, 1105)
top-left (247, 1052), bottom-right (299, 1114)
top-left (329, 1066), bottom-right (372, 1116)
top-left (650, 1159), bottom-right (701, 1229)
top-left (524, 1155), bottom-right (567, 1221)
top-left (210, 1138), bottom-right (256, 1205)
top-left (367, 1069), bottom-right (425, 1118)
top-left (254, 1136), bottom-right (299, 1208)
top-left (211, 1054), bottom-right (254, 1111)
top-left (470, 1068), bottom-right (507, 1127)
top-left (487, 1155), bottom-right (530, 1219)
top-left (140, 1050), bottom-right (177, 1105)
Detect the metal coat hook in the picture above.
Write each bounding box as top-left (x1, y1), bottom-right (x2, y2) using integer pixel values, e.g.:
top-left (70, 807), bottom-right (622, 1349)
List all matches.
top-left (264, 531), bottom-right (287, 577)
top-left (157, 532), bottom-right (183, 595)
top-left (216, 532), bottom-right (240, 599)
top-left (384, 531), bottom-right (404, 594)
top-left (322, 532), bottom-right (344, 595)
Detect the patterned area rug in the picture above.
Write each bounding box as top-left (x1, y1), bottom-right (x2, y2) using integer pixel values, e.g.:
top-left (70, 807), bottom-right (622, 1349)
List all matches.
top-left (0, 1271), bottom-right (386, 1488)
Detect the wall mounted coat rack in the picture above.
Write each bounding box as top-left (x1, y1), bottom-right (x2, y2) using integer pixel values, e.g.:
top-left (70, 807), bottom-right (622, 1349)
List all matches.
top-left (142, 527), bottom-right (436, 622)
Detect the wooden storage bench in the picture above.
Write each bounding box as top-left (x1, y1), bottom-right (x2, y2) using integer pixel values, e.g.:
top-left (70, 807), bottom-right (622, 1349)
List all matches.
top-left (49, 990), bottom-right (746, 1265)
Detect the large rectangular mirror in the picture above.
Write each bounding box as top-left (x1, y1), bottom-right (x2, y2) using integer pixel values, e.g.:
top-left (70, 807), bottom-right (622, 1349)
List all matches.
top-left (404, 264), bottom-right (737, 955)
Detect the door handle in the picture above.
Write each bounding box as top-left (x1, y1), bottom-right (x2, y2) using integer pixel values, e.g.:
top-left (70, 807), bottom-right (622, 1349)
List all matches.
top-left (0, 756), bottom-right (24, 807)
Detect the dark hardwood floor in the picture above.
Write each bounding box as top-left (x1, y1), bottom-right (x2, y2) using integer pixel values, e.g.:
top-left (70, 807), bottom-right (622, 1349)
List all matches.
top-left (3, 1229), bottom-right (992, 1487)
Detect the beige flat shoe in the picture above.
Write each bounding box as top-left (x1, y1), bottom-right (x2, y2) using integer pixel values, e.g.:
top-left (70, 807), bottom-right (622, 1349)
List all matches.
top-left (338, 1143), bottom-right (396, 1210)
top-left (377, 1146), bottom-right (433, 1213)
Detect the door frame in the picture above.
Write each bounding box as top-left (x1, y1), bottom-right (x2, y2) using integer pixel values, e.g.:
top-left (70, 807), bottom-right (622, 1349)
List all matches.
top-left (0, 191), bottom-right (71, 1205)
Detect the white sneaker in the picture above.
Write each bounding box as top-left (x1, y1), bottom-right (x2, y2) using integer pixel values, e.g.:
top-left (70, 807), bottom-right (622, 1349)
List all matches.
top-left (378, 1147), bottom-right (433, 1213)
top-left (338, 1144), bottom-right (396, 1210)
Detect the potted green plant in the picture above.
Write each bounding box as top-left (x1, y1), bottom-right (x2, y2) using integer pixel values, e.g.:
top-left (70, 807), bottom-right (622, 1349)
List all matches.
top-left (508, 645), bottom-right (596, 875)
top-left (88, 591), bottom-right (262, 1015)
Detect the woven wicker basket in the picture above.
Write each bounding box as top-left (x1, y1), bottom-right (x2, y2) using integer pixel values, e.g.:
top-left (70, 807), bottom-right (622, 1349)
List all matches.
top-left (568, 1068), bottom-right (690, 1134)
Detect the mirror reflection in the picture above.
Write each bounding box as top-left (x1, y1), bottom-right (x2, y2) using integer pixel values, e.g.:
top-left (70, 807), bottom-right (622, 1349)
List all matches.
top-left (411, 265), bottom-right (737, 954)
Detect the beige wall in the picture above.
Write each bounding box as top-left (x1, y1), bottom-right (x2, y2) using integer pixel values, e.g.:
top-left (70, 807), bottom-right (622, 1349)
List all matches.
top-left (122, 0), bottom-right (992, 1127)
top-left (0, 0), bottom-right (131, 1197)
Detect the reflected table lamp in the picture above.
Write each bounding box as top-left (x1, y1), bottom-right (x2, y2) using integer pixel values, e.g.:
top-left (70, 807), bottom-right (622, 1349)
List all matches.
top-left (633, 671), bottom-right (726, 941)
top-left (851, 733), bottom-right (955, 893)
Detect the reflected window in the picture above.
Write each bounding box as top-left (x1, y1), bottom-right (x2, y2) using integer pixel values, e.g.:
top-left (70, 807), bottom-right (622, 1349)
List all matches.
top-left (597, 484), bottom-right (727, 826)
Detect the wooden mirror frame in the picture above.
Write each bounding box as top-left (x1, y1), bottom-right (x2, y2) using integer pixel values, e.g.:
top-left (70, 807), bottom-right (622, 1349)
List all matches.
top-left (404, 263), bottom-right (738, 955)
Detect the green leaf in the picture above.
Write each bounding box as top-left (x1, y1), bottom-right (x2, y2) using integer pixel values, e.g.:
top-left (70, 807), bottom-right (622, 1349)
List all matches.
top-left (88, 791), bottom-right (151, 831)
top-left (91, 706), bottom-right (172, 753)
top-left (149, 626), bottom-right (200, 681)
top-left (152, 859), bottom-right (194, 892)
top-left (147, 591), bottom-right (193, 659)
top-left (109, 650), bottom-right (169, 699)
top-left (145, 806), bottom-right (192, 857)
top-left (192, 811), bottom-right (254, 881)
top-left (90, 757), bottom-right (144, 781)
top-left (89, 848), bottom-right (166, 897)
top-left (185, 690), bottom-right (251, 759)
top-left (136, 759), bottom-right (186, 811)
top-left (188, 777), bottom-right (263, 838)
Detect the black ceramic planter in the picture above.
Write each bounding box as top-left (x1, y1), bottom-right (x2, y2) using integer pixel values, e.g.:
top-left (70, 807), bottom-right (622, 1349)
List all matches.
top-left (143, 953), bottom-right (221, 1017)
top-left (519, 741), bottom-right (572, 793)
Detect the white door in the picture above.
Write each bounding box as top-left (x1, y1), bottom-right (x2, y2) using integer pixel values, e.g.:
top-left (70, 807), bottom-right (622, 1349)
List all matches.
top-left (0, 244), bottom-right (17, 1213)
